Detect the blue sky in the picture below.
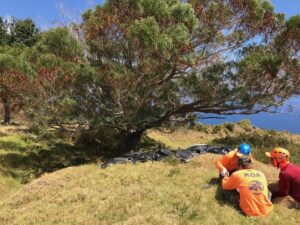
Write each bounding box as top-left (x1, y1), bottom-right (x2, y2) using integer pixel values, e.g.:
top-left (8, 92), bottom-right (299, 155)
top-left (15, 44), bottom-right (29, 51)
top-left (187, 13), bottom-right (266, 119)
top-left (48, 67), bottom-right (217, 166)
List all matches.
top-left (271, 0), bottom-right (300, 18)
top-left (0, 0), bottom-right (104, 30)
top-left (0, 0), bottom-right (299, 30)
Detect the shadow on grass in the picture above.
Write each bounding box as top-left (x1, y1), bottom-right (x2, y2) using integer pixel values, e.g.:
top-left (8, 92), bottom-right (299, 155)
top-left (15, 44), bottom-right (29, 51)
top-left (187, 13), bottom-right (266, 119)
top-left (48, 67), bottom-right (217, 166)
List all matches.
top-left (139, 135), bottom-right (166, 152)
top-left (0, 140), bottom-right (27, 152)
top-left (0, 131), bottom-right (8, 137)
top-left (0, 128), bottom-right (166, 183)
top-left (0, 141), bottom-right (96, 183)
top-left (208, 177), bottom-right (243, 215)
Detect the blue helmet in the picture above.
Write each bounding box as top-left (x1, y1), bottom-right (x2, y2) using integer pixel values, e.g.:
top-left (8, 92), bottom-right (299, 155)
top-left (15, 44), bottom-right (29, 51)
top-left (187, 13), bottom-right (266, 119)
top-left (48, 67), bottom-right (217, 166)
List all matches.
top-left (237, 143), bottom-right (251, 156)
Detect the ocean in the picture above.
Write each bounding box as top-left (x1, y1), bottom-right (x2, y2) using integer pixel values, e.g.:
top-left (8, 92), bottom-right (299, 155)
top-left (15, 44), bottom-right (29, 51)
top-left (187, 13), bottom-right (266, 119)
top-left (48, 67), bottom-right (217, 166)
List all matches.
top-left (200, 96), bottom-right (300, 134)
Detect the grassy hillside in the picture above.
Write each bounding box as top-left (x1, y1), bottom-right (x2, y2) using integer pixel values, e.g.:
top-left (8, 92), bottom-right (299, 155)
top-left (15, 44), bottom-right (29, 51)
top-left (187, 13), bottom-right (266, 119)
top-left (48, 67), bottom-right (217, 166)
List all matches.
top-left (147, 120), bottom-right (300, 165)
top-left (1, 122), bottom-right (300, 224)
top-left (1, 155), bottom-right (300, 225)
top-left (0, 125), bottom-right (92, 200)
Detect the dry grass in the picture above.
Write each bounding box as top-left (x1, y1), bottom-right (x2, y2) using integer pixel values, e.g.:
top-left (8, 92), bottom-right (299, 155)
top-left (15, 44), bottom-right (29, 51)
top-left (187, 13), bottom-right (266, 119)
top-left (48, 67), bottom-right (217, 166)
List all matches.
top-left (0, 174), bottom-right (21, 199)
top-left (0, 155), bottom-right (299, 225)
top-left (0, 126), bottom-right (30, 200)
top-left (282, 132), bottom-right (300, 144)
top-left (147, 124), bottom-right (300, 165)
top-left (1, 123), bottom-right (300, 224)
top-left (0, 124), bottom-right (90, 203)
top-left (146, 128), bottom-right (217, 149)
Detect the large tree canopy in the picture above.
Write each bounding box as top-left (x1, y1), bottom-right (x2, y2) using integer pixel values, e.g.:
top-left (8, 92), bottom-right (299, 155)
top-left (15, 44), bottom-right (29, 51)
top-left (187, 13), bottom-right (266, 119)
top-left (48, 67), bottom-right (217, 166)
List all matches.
top-left (16, 0), bottom-right (299, 155)
top-left (70, 0), bottom-right (300, 153)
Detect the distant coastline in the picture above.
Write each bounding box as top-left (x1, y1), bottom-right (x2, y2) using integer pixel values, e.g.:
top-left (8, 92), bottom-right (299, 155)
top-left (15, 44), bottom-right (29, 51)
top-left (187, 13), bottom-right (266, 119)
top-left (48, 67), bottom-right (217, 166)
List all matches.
top-left (200, 96), bottom-right (300, 134)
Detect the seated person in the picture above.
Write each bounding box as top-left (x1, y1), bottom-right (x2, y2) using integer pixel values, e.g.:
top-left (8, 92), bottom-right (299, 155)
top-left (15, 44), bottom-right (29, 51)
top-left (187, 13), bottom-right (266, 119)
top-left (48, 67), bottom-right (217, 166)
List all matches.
top-left (265, 147), bottom-right (300, 205)
top-left (222, 156), bottom-right (273, 217)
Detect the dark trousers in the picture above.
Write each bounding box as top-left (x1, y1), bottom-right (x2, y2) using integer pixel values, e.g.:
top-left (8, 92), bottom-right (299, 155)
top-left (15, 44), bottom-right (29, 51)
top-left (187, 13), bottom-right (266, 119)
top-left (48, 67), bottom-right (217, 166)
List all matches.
top-left (268, 182), bottom-right (300, 209)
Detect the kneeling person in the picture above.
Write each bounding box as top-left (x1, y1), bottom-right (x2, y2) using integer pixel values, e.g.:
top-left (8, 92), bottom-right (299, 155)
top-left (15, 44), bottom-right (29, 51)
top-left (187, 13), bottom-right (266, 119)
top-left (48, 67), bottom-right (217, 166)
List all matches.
top-left (222, 157), bottom-right (273, 217)
top-left (215, 143), bottom-right (253, 177)
top-left (265, 147), bottom-right (300, 204)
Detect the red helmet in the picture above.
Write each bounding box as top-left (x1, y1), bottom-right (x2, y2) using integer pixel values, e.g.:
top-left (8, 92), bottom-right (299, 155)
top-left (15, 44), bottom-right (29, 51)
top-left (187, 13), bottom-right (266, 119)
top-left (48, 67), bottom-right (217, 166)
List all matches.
top-left (265, 147), bottom-right (290, 168)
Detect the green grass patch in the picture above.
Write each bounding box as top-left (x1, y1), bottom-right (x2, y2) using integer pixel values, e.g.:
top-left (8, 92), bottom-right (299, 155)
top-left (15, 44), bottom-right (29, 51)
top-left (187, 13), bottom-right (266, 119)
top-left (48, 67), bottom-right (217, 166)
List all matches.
top-left (0, 125), bottom-right (95, 200)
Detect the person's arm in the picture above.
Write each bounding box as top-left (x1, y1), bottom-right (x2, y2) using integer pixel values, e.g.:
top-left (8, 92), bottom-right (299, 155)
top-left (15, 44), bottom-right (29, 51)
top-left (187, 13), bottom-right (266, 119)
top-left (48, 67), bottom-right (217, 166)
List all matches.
top-left (222, 173), bottom-right (240, 190)
top-left (215, 154), bottom-right (230, 172)
top-left (249, 152), bottom-right (253, 161)
top-left (272, 172), bottom-right (291, 198)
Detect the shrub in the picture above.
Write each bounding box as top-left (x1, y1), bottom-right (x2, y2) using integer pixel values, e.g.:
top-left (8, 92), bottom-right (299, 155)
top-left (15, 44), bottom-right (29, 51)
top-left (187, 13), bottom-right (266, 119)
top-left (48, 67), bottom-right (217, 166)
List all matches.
top-left (191, 123), bottom-right (209, 133)
top-left (212, 125), bottom-right (222, 133)
top-left (224, 122), bottom-right (235, 132)
top-left (237, 119), bottom-right (251, 127)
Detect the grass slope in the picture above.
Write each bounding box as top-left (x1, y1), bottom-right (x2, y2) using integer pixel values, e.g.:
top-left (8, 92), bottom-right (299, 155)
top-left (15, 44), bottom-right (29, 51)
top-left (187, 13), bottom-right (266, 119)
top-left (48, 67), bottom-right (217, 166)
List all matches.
top-left (0, 125), bottom-right (92, 201)
top-left (147, 122), bottom-right (300, 165)
top-left (1, 122), bottom-right (300, 224)
top-left (0, 155), bottom-right (300, 225)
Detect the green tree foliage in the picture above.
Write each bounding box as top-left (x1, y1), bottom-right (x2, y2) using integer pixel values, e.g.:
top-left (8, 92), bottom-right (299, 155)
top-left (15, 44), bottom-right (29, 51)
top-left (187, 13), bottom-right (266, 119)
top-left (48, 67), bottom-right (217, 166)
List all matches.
top-left (0, 17), bottom-right (39, 47)
top-left (274, 15), bottom-right (300, 95)
top-left (0, 45), bottom-right (30, 124)
top-left (23, 28), bottom-right (84, 128)
top-left (10, 18), bottom-right (39, 47)
top-left (0, 17), bottom-right (8, 45)
top-left (0, 17), bottom-right (39, 124)
top-left (72, 0), bottom-right (300, 153)
top-left (17, 1), bottom-right (300, 155)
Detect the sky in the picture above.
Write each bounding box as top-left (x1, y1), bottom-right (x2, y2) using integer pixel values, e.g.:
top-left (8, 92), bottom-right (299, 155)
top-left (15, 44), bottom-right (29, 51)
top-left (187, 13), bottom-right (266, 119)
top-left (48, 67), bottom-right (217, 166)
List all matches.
top-left (271, 0), bottom-right (300, 18)
top-left (0, 0), bottom-right (299, 30)
top-left (0, 0), bottom-right (104, 30)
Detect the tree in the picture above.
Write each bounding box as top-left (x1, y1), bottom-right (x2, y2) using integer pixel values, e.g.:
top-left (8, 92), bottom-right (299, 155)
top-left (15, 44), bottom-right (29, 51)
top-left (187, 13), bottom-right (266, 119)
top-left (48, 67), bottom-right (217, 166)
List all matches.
top-left (28, 0), bottom-right (300, 155)
top-left (0, 45), bottom-right (30, 124)
top-left (274, 15), bottom-right (300, 96)
top-left (75, 0), bottom-right (300, 153)
top-left (0, 17), bottom-right (8, 45)
top-left (0, 17), bottom-right (39, 46)
top-left (23, 28), bottom-right (84, 128)
top-left (6, 17), bottom-right (39, 47)
top-left (0, 17), bottom-right (39, 124)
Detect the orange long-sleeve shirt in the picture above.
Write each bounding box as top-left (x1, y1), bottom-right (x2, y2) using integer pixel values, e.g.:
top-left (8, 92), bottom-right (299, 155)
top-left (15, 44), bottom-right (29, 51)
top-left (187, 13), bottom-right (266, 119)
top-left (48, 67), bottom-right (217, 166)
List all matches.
top-left (222, 169), bottom-right (273, 217)
top-left (215, 149), bottom-right (253, 173)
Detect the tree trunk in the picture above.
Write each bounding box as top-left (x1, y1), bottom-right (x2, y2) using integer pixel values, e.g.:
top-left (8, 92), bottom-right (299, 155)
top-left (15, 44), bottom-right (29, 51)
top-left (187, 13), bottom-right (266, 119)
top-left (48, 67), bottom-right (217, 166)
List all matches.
top-left (2, 96), bottom-right (10, 125)
top-left (76, 127), bottom-right (145, 158)
top-left (122, 130), bottom-right (143, 152)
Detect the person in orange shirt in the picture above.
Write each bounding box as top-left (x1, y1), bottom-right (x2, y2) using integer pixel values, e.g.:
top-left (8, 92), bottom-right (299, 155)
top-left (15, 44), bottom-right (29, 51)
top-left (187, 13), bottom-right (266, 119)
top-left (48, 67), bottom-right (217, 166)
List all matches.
top-left (215, 143), bottom-right (252, 177)
top-left (222, 157), bottom-right (273, 217)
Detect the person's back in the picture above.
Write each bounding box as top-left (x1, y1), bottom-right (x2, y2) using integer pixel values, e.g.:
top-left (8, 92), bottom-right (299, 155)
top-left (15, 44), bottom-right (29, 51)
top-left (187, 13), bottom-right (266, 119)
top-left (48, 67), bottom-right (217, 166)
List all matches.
top-left (222, 158), bottom-right (273, 217)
